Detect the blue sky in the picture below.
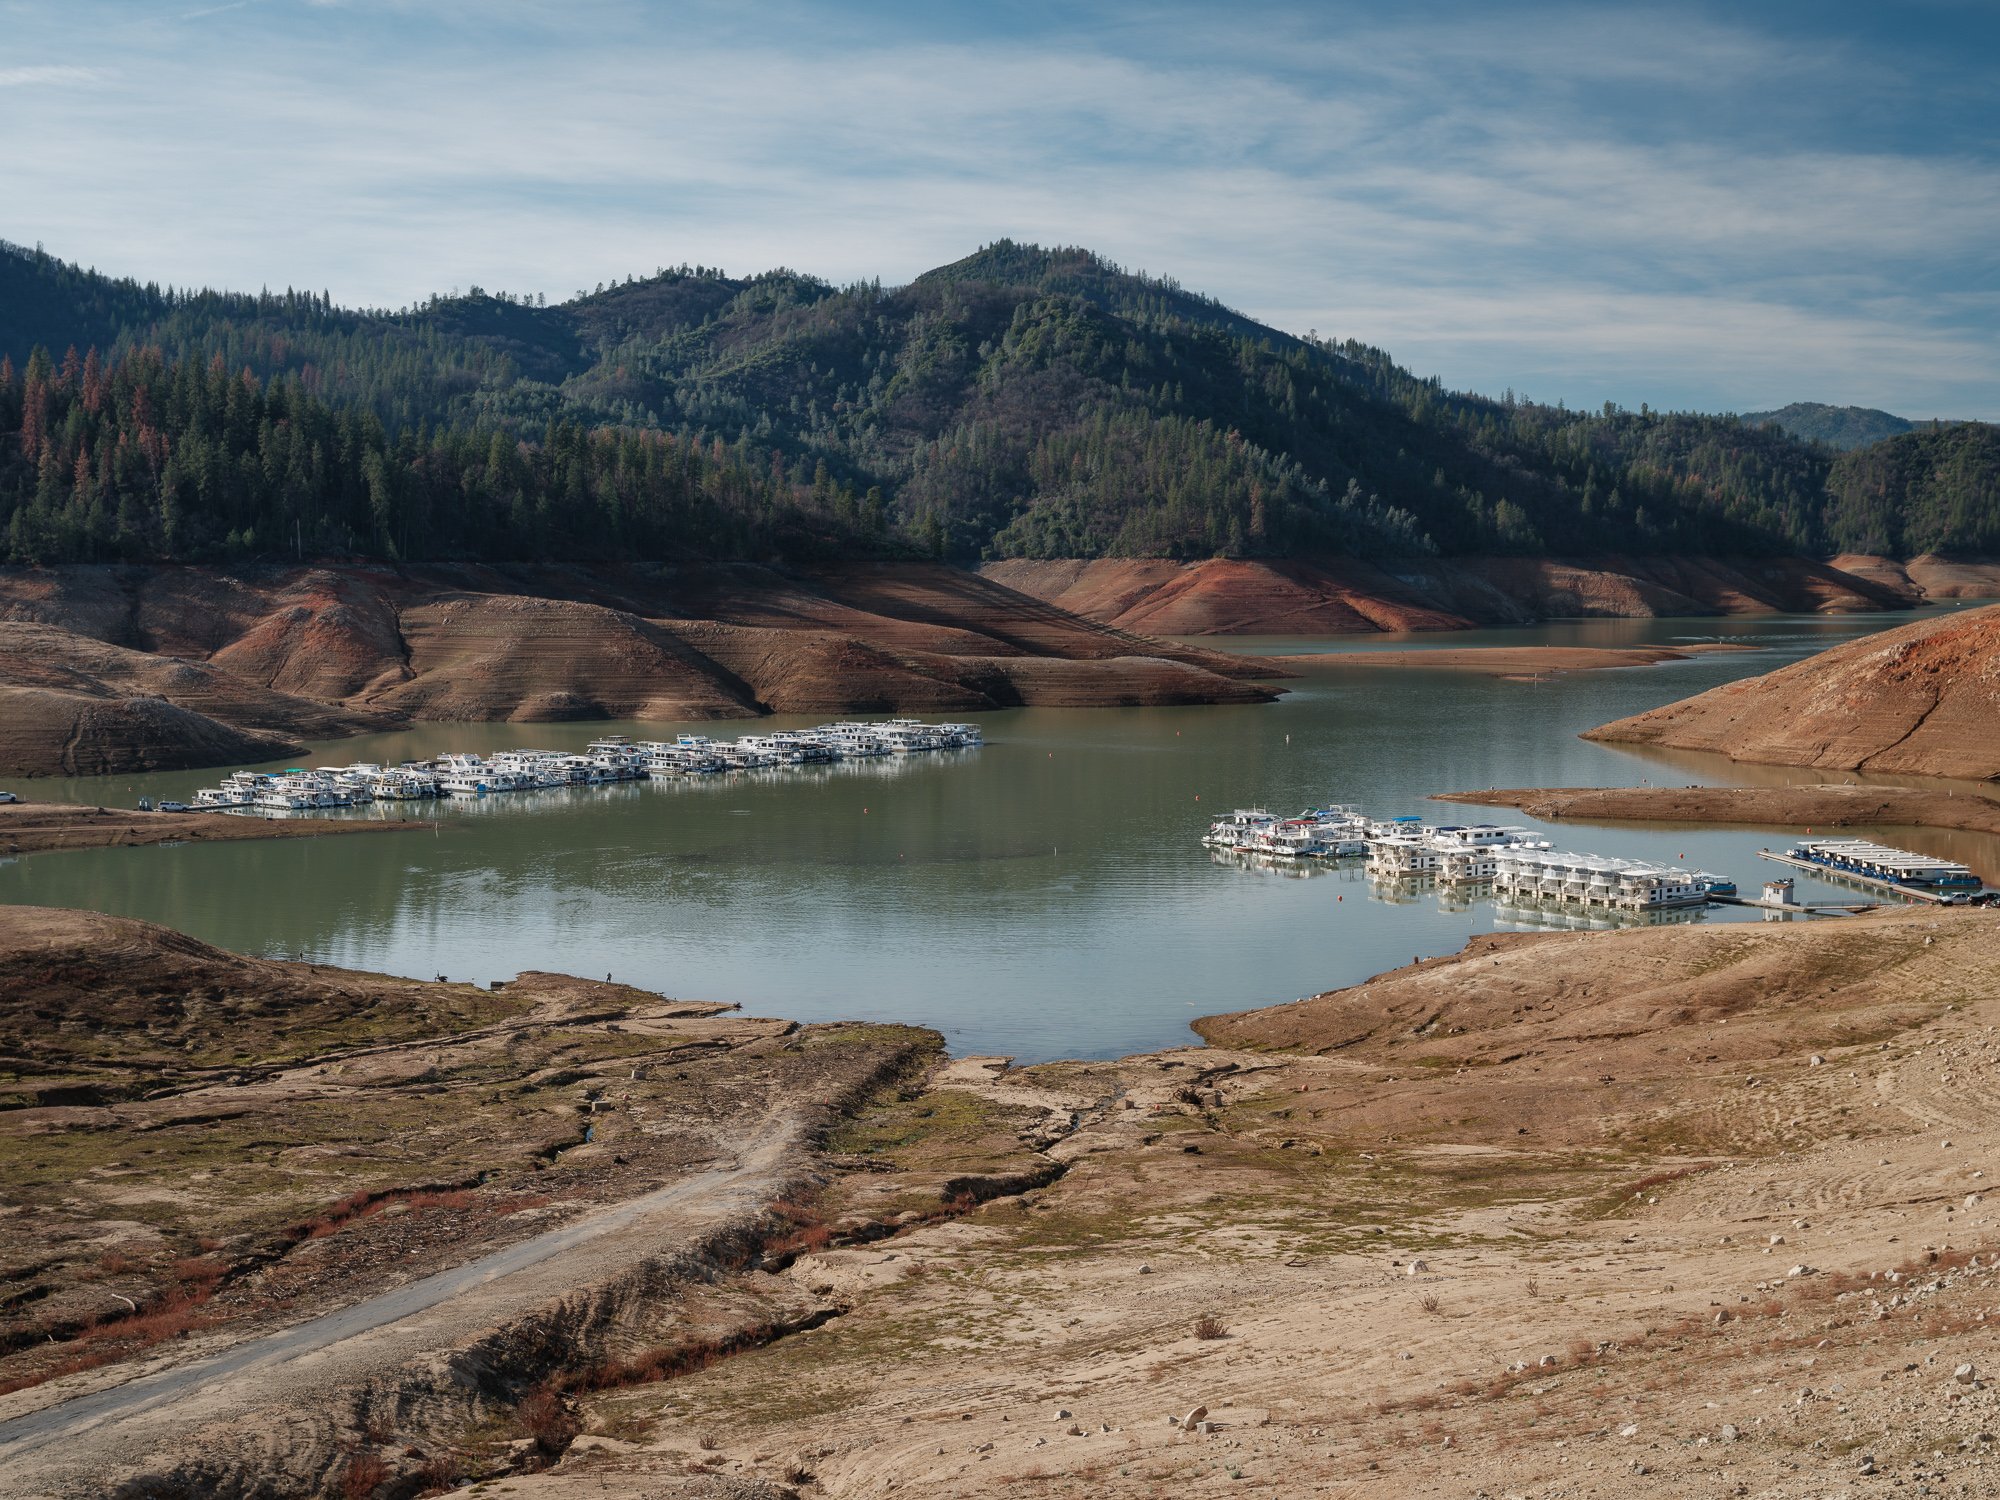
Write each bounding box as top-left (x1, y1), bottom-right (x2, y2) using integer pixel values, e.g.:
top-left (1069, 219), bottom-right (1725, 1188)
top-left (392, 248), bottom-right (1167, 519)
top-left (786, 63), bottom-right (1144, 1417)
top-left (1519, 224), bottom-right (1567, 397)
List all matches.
top-left (4, 0), bottom-right (1996, 416)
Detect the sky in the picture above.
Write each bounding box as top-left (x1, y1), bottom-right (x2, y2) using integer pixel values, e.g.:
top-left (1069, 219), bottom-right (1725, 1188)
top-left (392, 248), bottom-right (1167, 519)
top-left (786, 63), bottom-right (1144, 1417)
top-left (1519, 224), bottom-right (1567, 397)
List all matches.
top-left (3, 0), bottom-right (1996, 417)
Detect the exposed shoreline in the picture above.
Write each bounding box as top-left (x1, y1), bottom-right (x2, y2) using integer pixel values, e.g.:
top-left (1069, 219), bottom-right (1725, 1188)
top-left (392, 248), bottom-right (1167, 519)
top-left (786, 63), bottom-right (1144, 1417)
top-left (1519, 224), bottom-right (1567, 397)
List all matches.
top-left (0, 561), bottom-right (1283, 780)
top-left (9, 905), bottom-right (2000, 1497)
top-left (981, 552), bottom-right (1994, 636)
top-left (1583, 602), bottom-right (2000, 782)
top-left (1433, 781), bottom-right (2000, 838)
top-left (0, 800), bottom-right (423, 859)
top-left (1268, 641), bottom-right (1761, 679)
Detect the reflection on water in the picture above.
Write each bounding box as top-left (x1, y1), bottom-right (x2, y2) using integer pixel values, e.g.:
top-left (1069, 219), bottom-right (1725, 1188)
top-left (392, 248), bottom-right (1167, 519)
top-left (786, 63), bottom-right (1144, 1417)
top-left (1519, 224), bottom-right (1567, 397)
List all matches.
top-left (4, 609), bottom-right (1995, 1061)
top-left (1491, 900), bottom-right (1710, 933)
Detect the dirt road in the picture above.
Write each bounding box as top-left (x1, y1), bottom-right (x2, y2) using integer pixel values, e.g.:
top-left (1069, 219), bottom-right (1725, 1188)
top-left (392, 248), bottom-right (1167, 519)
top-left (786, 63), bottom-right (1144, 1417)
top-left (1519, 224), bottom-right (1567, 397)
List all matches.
top-left (0, 1120), bottom-right (796, 1497)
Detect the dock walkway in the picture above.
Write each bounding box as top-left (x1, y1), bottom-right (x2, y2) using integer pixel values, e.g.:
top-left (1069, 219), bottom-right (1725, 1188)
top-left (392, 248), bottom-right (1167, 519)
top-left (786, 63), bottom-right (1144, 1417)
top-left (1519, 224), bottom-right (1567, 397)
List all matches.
top-left (1755, 850), bottom-right (1962, 905)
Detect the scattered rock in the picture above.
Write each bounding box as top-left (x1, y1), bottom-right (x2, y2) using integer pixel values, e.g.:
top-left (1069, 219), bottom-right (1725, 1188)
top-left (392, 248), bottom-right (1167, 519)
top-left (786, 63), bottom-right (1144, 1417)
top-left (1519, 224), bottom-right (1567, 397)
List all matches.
top-left (1180, 1405), bottom-right (1209, 1429)
top-left (1407, 1259), bottom-right (1429, 1277)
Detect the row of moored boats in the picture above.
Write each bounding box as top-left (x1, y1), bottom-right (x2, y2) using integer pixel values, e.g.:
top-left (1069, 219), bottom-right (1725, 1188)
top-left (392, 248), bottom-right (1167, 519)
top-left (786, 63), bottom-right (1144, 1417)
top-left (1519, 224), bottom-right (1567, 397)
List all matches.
top-left (1203, 806), bottom-right (1734, 911)
top-left (1203, 807), bottom-right (1553, 862)
top-left (189, 721), bottom-right (982, 810)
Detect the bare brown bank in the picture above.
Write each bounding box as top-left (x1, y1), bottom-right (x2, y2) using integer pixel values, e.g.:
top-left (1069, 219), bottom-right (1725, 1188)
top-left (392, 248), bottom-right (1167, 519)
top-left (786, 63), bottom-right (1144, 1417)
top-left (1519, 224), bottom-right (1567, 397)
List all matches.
top-left (0, 799), bottom-right (420, 859)
top-left (0, 561), bottom-right (1281, 778)
top-left (1433, 783), bottom-right (2000, 839)
top-left (439, 908), bottom-right (2000, 1500)
top-left (0, 907), bottom-right (937, 1498)
top-left (1586, 602), bottom-right (2000, 781)
top-left (12, 907), bottom-right (2000, 1496)
top-left (1273, 641), bottom-right (1758, 679)
top-left (982, 552), bottom-right (1928, 635)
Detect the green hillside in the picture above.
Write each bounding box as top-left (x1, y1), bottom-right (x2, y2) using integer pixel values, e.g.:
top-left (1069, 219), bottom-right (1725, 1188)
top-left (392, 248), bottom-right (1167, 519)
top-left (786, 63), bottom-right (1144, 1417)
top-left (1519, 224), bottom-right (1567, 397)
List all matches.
top-left (1, 237), bottom-right (1993, 567)
top-left (1741, 402), bottom-right (1916, 450)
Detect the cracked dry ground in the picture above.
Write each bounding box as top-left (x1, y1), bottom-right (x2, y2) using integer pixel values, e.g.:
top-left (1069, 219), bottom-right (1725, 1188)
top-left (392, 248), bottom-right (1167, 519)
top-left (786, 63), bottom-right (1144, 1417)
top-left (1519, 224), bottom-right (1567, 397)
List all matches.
top-left (446, 908), bottom-right (2000, 1500)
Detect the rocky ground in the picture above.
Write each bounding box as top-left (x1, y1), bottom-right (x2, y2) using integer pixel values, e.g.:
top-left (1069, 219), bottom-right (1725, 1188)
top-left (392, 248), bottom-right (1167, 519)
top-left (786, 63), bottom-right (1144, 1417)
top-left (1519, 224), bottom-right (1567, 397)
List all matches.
top-left (408, 907), bottom-right (1999, 1500)
top-left (8, 906), bottom-right (2000, 1499)
top-left (0, 562), bottom-right (1280, 778)
top-left (0, 798), bottom-right (421, 859)
top-left (981, 555), bottom-right (1927, 637)
top-left (1585, 604), bottom-right (2000, 781)
top-left (0, 908), bottom-right (937, 1498)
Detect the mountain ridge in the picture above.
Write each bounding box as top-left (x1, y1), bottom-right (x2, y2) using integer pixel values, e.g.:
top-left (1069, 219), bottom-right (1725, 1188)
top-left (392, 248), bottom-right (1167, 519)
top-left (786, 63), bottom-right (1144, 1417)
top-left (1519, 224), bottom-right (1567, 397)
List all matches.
top-left (3, 237), bottom-right (1995, 571)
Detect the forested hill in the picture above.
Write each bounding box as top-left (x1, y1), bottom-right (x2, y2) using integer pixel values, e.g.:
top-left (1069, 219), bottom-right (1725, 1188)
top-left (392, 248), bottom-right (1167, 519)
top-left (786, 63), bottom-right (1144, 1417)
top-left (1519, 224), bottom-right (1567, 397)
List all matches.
top-left (1, 237), bottom-right (1994, 567)
top-left (1741, 402), bottom-right (1917, 451)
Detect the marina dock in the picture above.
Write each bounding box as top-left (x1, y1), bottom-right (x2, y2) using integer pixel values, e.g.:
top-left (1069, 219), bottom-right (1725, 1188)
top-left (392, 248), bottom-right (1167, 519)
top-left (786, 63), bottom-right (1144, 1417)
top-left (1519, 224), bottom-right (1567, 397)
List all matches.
top-left (177, 720), bottom-right (984, 813)
top-left (1204, 805), bottom-right (1994, 919)
top-left (1755, 846), bottom-right (1979, 906)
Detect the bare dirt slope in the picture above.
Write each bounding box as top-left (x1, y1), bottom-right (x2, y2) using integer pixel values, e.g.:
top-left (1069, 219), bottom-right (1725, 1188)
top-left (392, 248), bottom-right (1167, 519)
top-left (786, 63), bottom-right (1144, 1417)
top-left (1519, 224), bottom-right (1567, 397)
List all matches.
top-left (1586, 603), bottom-right (2000, 780)
top-left (982, 554), bottom-right (1918, 636)
top-left (12, 907), bottom-right (2000, 1497)
top-left (1434, 783), bottom-right (2000, 841)
top-left (1830, 554), bottom-right (2000, 601)
top-left (467, 908), bottom-right (2000, 1500)
top-left (0, 799), bottom-right (419, 859)
top-left (1274, 642), bottom-right (1757, 679)
top-left (0, 620), bottom-right (396, 776)
top-left (0, 908), bottom-right (935, 1499)
top-left (0, 562), bottom-right (1279, 777)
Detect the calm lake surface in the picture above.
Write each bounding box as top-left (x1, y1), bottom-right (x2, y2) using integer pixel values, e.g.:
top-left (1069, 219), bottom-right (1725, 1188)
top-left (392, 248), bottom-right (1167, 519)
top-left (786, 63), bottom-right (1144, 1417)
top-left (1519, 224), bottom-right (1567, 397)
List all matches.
top-left (6, 608), bottom-right (1994, 1061)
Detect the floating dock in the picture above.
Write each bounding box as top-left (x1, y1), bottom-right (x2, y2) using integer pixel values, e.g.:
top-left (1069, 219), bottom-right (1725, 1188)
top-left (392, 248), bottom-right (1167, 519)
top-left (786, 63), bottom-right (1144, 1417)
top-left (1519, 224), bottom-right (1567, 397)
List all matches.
top-left (1756, 844), bottom-right (1983, 906)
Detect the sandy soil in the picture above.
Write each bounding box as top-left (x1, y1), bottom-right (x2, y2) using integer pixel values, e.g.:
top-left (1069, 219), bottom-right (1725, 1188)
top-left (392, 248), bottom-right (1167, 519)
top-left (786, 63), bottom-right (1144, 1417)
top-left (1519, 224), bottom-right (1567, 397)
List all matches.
top-left (0, 799), bottom-right (422, 858)
top-left (1434, 784), bottom-right (2000, 840)
top-left (1586, 604), bottom-right (2000, 781)
top-left (1272, 642), bottom-right (1760, 679)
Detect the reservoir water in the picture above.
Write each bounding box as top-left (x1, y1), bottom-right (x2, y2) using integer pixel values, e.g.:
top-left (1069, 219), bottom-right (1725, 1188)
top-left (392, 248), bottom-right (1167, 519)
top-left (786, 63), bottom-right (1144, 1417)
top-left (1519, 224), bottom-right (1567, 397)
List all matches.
top-left (5, 609), bottom-right (1993, 1061)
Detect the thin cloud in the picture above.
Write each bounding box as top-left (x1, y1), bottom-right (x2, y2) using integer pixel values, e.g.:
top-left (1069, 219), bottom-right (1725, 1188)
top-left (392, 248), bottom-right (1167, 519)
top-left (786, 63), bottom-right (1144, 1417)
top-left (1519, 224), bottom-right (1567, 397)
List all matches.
top-left (0, 65), bottom-right (109, 87)
top-left (3, 0), bottom-right (1994, 417)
